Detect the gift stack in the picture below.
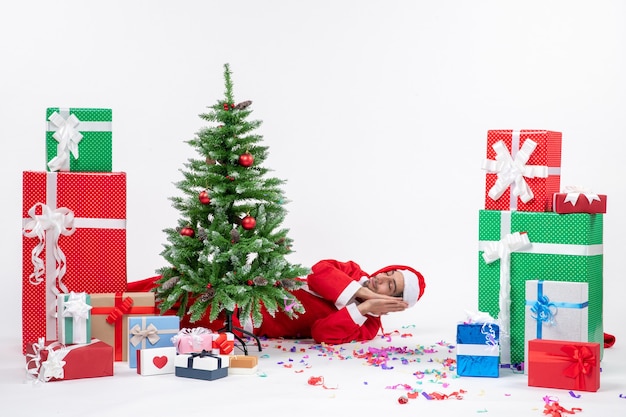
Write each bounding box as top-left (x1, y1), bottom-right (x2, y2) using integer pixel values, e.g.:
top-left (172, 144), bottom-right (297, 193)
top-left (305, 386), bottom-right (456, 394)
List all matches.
top-left (477, 130), bottom-right (604, 391)
top-left (168, 327), bottom-right (240, 380)
top-left (22, 107), bottom-right (124, 381)
top-left (21, 108), bottom-right (254, 384)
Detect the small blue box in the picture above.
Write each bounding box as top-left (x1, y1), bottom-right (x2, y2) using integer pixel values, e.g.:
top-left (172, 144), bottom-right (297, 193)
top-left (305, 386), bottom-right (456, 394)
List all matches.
top-left (127, 316), bottom-right (180, 368)
top-left (456, 323), bottom-right (500, 377)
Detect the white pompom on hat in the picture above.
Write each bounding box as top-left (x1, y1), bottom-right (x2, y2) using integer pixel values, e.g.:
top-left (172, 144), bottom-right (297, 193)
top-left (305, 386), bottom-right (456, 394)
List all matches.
top-left (369, 265), bottom-right (426, 308)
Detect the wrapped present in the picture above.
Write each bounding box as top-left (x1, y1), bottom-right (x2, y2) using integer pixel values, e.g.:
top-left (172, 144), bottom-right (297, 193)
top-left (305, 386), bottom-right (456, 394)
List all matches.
top-left (175, 351), bottom-right (229, 381)
top-left (21, 171), bottom-right (127, 353)
top-left (57, 292), bottom-right (92, 344)
top-left (46, 107), bottom-right (113, 172)
top-left (212, 332), bottom-right (235, 355)
top-left (171, 327), bottom-right (214, 354)
top-left (478, 209), bottom-right (603, 366)
top-left (524, 280), bottom-right (588, 372)
top-left (127, 316), bottom-right (180, 368)
top-left (229, 355), bottom-right (259, 375)
top-left (25, 338), bottom-right (113, 382)
top-left (456, 322), bottom-right (500, 377)
top-left (527, 339), bottom-right (600, 392)
top-left (482, 129), bottom-right (562, 212)
top-left (90, 292), bottom-right (156, 361)
top-left (136, 346), bottom-right (176, 376)
top-left (553, 186), bottom-right (607, 214)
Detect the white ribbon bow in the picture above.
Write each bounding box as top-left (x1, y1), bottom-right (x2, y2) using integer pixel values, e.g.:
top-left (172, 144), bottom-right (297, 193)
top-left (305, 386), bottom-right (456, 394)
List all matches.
top-left (25, 338), bottom-right (67, 383)
top-left (464, 310), bottom-right (497, 324)
top-left (22, 203), bottom-right (76, 291)
top-left (61, 292), bottom-right (92, 343)
top-left (40, 348), bottom-right (67, 381)
top-left (481, 232), bottom-right (532, 264)
top-left (130, 323), bottom-right (160, 347)
top-left (47, 111), bottom-right (83, 172)
top-left (563, 185), bottom-right (600, 206)
top-left (483, 138), bottom-right (548, 204)
top-left (171, 327), bottom-right (212, 349)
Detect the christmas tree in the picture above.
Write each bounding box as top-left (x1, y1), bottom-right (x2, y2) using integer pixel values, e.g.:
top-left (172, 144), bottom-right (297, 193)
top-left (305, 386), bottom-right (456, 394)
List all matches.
top-left (155, 63), bottom-right (308, 330)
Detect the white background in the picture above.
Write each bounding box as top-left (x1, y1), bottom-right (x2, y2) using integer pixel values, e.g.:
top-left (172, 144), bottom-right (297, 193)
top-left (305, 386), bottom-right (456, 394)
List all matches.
top-left (1, 1), bottom-right (624, 413)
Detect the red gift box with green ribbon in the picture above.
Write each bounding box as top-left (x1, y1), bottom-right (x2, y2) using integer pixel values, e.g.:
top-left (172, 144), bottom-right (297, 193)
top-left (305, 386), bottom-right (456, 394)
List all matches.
top-left (21, 171), bottom-right (127, 353)
top-left (527, 339), bottom-right (600, 392)
top-left (482, 129), bottom-right (562, 212)
top-left (477, 209), bottom-right (603, 366)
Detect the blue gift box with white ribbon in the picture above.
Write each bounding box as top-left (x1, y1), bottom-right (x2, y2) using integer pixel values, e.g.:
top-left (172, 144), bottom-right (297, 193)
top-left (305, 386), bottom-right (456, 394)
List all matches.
top-left (524, 280), bottom-right (588, 372)
top-left (456, 323), bottom-right (500, 377)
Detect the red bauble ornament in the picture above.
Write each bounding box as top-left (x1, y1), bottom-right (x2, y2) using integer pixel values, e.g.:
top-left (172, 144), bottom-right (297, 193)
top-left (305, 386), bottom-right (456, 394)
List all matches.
top-left (247, 280), bottom-right (254, 286)
top-left (180, 227), bottom-right (195, 238)
top-left (206, 283), bottom-right (212, 289)
top-left (241, 215), bottom-right (256, 230)
top-left (238, 152), bottom-right (254, 167)
top-left (198, 190), bottom-right (211, 204)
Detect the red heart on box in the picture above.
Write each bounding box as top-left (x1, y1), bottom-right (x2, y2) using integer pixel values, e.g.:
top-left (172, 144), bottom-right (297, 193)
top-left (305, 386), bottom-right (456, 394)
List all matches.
top-left (153, 356), bottom-right (168, 369)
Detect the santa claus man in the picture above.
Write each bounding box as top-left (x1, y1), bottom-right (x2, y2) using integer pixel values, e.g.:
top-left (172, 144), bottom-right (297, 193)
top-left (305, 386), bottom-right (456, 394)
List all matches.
top-left (127, 259), bottom-right (426, 344)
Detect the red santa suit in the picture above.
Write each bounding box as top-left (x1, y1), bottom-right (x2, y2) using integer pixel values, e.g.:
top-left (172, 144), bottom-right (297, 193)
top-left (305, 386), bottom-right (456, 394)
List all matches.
top-left (252, 259), bottom-right (386, 344)
top-left (126, 259), bottom-right (426, 344)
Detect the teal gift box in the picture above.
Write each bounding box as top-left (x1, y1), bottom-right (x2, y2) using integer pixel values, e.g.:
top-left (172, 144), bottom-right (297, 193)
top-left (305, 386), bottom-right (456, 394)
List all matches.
top-left (127, 316), bottom-right (180, 368)
top-left (56, 292), bottom-right (92, 345)
top-left (46, 107), bottom-right (112, 172)
top-left (477, 210), bottom-right (603, 366)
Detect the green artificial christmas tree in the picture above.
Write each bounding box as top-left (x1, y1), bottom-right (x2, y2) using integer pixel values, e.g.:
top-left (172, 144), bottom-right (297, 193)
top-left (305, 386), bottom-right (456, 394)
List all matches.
top-left (155, 64), bottom-right (308, 343)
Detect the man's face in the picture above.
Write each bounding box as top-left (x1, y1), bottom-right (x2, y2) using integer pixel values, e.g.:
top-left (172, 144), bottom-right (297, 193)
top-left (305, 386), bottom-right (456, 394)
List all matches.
top-left (365, 270), bottom-right (405, 297)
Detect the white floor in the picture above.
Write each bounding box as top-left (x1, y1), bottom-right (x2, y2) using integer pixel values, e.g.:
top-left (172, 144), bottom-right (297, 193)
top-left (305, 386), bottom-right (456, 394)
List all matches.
top-left (2, 313), bottom-right (624, 417)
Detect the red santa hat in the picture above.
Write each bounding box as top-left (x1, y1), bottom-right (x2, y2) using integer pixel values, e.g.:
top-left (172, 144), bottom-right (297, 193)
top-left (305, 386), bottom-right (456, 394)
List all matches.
top-left (369, 265), bottom-right (426, 308)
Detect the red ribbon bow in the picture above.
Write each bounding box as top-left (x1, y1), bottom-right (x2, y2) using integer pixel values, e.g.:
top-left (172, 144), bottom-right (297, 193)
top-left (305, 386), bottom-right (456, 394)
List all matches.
top-left (106, 296), bottom-right (134, 324)
top-left (561, 345), bottom-right (596, 390)
top-left (543, 401), bottom-right (582, 416)
top-left (214, 333), bottom-right (234, 354)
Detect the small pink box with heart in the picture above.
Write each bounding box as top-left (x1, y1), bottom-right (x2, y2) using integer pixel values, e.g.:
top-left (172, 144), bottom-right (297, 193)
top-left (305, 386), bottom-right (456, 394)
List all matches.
top-left (136, 346), bottom-right (176, 376)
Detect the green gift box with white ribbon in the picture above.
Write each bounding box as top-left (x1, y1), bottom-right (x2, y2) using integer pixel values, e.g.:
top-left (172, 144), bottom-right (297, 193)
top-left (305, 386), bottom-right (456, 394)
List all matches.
top-left (477, 209), bottom-right (603, 366)
top-left (57, 292), bottom-right (92, 345)
top-left (46, 107), bottom-right (112, 172)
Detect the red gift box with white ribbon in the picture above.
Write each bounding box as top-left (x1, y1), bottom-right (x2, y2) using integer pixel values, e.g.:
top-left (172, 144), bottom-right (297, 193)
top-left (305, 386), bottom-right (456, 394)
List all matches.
top-left (553, 186), bottom-right (607, 214)
top-left (25, 338), bottom-right (113, 382)
top-left (482, 130), bottom-right (562, 212)
top-left (21, 171), bottom-right (127, 353)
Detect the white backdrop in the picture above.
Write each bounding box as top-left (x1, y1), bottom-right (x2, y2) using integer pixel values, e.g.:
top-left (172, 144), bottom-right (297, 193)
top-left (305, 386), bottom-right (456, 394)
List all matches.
top-left (1, 0), bottom-right (624, 348)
